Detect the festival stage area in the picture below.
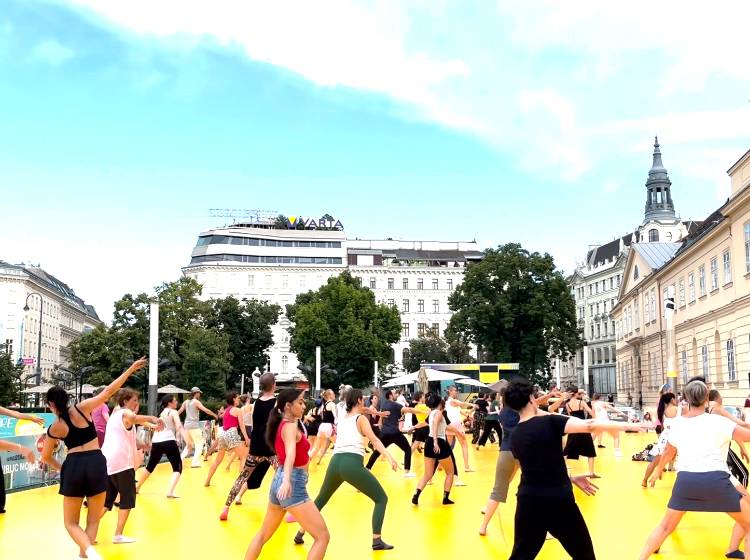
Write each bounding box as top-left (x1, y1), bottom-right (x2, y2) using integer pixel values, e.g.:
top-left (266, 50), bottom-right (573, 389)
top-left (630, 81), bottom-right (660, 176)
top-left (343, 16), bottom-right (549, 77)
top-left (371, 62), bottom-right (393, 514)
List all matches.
top-left (0, 432), bottom-right (738, 559)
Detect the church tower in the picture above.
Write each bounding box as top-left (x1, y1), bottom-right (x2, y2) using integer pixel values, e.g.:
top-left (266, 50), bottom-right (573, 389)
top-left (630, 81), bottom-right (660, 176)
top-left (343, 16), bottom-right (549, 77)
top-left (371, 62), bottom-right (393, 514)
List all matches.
top-left (644, 136), bottom-right (675, 221)
top-left (639, 137), bottom-right (685, 243)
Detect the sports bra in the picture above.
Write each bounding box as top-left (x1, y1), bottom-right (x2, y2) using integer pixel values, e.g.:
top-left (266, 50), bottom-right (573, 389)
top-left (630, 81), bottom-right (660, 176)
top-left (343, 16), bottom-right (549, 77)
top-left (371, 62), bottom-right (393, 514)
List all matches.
top-left (48, 404), bottom-right (98, 449)
top-left (321, 403), bottom-right (335, 424)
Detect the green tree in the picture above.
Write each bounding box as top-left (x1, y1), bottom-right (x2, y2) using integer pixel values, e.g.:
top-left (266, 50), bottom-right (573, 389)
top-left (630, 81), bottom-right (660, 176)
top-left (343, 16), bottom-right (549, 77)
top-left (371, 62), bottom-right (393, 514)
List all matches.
top-left (207, 296), bottom-right (280, 390)
top-left (0, 351), bottom-right (23, 404)
top-left (68, 325), bottom-right (132, 386)
top-left (287, 271), bottom-right (401, 388)
top-left (181, 327), bottom-right (231, 398)
top-left (447, 243), bottom-right (582, 387)
top-left (403, 331), bottom-right (449, 372)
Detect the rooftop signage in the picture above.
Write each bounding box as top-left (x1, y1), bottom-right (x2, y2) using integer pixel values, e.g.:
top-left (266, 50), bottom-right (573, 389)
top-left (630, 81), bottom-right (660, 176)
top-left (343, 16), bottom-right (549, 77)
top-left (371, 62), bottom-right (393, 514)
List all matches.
top-left (287, 215), bottom-right (344, 230)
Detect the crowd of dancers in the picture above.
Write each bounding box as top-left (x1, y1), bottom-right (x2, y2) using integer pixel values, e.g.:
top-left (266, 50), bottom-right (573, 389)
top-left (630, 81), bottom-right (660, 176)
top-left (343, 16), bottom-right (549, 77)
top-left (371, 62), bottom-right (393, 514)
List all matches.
top-left (3, 359), bottom-right (750, 559)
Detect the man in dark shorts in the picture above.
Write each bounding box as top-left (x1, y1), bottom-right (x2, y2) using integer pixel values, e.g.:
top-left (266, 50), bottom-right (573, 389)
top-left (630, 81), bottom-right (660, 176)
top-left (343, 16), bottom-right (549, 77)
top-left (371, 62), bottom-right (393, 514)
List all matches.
top-left (220, 373), bottom-right (277, 521)
top-left (366, 389), bottom-right (421, 478)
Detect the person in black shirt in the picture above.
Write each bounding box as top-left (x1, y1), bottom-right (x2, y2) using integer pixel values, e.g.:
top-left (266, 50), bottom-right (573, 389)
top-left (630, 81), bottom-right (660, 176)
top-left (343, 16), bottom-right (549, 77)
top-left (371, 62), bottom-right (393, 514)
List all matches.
top-left (220, 373), bottom-right (277, 521)
top-left (505, 379), bottom-right (639, 559)
top-left (365, 389), bottom-right (421, 478)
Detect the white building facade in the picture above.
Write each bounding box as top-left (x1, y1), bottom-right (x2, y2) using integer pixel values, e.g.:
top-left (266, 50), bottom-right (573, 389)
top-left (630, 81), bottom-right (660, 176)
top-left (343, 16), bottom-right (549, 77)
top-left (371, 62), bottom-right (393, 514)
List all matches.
top-left (182, 222), bottom-right (482, 374)
top-left (0, 261), bottom-right (101, 385)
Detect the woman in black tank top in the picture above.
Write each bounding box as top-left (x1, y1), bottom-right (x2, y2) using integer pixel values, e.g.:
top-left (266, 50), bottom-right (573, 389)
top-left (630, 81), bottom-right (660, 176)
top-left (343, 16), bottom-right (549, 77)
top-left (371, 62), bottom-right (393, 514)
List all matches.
top-left (40, 357), bottom-right (148, 560)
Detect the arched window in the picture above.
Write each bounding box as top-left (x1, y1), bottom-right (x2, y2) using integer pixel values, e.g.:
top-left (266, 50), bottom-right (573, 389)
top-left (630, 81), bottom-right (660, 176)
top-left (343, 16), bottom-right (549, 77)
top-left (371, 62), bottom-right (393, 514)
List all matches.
top-left (649, 229), bottom-right (659, 242)
top-left (281, 355), bottom-right (288, 373)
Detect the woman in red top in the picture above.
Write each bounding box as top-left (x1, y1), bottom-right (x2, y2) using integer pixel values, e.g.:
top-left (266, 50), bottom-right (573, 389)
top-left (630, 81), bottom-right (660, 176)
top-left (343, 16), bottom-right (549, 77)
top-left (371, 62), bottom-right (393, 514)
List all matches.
top-left (245, 389), bottom-right (329, 560)
top-left (204, 393), bottom-right (249, 486)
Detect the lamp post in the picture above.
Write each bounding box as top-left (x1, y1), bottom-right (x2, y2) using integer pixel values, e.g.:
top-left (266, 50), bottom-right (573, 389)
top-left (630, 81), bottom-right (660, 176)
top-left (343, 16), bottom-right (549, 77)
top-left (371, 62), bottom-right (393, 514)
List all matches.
top-left (24, 292), bottom-right (44, 403)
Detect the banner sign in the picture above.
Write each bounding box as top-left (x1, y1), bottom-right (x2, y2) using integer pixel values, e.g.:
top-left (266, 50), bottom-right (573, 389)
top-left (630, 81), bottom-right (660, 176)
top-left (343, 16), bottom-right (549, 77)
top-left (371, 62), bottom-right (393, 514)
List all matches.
top-left (1, 413), bottom-right (65, 492)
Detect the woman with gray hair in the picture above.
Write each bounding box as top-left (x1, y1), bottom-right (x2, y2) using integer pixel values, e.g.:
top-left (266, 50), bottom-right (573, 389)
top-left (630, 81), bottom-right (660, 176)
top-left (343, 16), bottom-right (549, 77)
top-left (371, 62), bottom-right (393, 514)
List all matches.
top-left (639, 380), bottom-right (750, 559)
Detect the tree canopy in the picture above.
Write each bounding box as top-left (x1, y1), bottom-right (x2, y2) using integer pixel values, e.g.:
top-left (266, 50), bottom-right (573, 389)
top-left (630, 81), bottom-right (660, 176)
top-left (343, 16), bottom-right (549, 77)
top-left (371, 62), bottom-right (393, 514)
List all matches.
top-left (287, 271), bottom-right (401, 388)
top-left (0, 351), bottom-right (23, 405)
top-left (447, 243), bottom-right (582, 387)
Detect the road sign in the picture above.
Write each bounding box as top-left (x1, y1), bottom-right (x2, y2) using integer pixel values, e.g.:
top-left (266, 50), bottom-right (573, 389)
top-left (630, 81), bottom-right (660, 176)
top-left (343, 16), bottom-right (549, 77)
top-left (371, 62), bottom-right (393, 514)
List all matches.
top-left (22, 358), bottom-right (35, 365)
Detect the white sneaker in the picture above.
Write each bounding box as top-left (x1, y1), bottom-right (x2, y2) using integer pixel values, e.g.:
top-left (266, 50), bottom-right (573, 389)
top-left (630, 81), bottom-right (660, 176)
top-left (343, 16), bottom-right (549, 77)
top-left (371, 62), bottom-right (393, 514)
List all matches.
top-left (454, 478), bottom-right (466, 487)
top-left (614, 449), bottom-right (623, 458)
top-left (404, 472), bottom-right (416, 478)
top-left (113, 535), bottom-right (136, 544)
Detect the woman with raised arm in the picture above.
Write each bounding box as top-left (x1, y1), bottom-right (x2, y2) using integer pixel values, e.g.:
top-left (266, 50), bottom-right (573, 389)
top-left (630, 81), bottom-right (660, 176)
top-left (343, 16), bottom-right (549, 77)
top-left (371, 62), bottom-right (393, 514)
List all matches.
top-left (642, 392), bottom-right (678, 487)
top-left (40, 357), bottom-right (147, 560)
top-left (244, 388), bottom-right (329, 560)
top-left (552, 388), bottom-right (599, 478)
top-left (640, 380), bottom-right (750, 559)
top-left (178, 387), bottom-right (217, 468)
top-left (591, 393), bottom-right (627, 457)
top-left (137, 393), bottom-right (184, 498)
top-left (0, 406), bottom-right (43, 514)
top-left (294, 388), bottom-right (398, 551)
top-left (309, 389), bottom-right (336, 465)
top-left (412, 393), bottom-right (456, 506)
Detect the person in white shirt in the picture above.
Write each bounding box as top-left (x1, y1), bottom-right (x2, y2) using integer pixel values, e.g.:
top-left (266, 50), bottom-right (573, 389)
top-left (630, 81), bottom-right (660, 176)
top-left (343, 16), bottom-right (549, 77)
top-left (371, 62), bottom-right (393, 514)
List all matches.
top-left (639, 380), bottom-right (750, 559)
top-left (590, 393), bottom-right (627, 457)
top-left (445, 385), bottom-right (478, 473)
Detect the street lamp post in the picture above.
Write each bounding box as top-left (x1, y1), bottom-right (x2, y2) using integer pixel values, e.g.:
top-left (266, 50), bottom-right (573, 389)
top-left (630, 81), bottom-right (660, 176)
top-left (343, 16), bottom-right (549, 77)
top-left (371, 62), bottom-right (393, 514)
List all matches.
top-left (24, 292), bottom-right (44, 403)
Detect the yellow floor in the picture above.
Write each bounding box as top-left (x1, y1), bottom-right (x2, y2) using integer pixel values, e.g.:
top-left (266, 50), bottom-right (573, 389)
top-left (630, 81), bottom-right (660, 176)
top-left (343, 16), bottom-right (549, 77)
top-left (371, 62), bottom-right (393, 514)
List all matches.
top-left (0, 433), bottom-right (741, 559)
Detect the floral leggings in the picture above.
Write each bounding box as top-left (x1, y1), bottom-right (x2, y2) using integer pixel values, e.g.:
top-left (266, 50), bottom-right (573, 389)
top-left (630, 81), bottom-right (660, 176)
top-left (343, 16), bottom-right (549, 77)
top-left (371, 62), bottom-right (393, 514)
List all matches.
top-left (224, 454), bottom-right (276, 507)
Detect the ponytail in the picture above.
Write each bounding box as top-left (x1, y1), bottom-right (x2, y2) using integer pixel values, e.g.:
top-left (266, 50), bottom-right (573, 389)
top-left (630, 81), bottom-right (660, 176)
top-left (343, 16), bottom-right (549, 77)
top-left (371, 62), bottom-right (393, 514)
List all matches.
top-left (46, 386), bottom-right (70, 419)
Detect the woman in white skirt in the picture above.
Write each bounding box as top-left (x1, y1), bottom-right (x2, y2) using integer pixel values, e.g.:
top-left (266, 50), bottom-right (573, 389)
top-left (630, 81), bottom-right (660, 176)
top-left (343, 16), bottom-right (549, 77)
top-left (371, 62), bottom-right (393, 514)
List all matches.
top-left (642, 392), bottom-right (678, 487)
top-left (639, 380), bottom-right (750, 559)
top-left (205, 393), bottom-right (249, 486)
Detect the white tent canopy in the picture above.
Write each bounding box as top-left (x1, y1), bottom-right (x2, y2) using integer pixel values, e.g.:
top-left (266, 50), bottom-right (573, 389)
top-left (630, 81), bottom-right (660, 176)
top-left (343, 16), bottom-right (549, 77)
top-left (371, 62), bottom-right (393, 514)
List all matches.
top-left (382, 368), bottom-right (469, 387)
top-left (21, 383), bottom-right (54, 394)
top-left (454, 377), bottom-right (488, 388)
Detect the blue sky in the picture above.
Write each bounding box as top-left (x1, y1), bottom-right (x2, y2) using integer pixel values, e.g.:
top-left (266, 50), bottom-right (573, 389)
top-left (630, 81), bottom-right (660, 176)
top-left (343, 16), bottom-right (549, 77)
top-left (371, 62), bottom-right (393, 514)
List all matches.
top-left (1, 0), bottom-right (749, 321)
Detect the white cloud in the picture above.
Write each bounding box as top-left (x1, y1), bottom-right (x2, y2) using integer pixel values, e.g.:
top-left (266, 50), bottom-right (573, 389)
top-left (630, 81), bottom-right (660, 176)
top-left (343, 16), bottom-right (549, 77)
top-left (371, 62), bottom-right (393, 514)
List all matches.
top-left (56, 0), bottom-right (750, 183)
top-left (31, 39), bottom-right (74, 66)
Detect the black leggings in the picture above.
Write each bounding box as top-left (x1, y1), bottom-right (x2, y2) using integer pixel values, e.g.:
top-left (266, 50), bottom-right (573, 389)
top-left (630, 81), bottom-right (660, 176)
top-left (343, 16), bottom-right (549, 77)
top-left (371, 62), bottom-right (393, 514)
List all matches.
top-left (146, 440), bottom-right (182, 473)
top-left (366, 432), bottom-right (411, 471)
top-left (510, 495), bottom-right (595, 560)
top-left (477, 420), bottom-right (502, 447)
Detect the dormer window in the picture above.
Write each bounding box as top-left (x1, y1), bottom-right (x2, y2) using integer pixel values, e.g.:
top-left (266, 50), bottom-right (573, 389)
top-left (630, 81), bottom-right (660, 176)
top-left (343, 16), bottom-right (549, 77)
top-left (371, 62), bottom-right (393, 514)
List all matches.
top-left (648, 229), bottom-right (659, 242)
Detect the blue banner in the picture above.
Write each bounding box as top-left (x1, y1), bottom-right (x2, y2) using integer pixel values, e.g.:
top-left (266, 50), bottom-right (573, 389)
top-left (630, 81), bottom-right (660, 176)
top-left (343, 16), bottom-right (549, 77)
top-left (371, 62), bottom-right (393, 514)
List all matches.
top-left (1, 413), bottom-right (65, 492)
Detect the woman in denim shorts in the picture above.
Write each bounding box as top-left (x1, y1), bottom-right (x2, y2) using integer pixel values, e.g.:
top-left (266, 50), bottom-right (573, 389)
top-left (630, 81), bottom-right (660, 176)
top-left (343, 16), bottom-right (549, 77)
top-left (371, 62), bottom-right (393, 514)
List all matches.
top-left (245, 389), bottom-right (329, 560)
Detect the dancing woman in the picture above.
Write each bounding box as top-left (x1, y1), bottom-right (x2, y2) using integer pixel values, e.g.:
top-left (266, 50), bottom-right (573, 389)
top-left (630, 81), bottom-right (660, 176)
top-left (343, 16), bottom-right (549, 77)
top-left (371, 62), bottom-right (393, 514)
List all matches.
top-left (476, 392), bottom-right (502, 449)
top-left (205, 392), bottom-right (249, 486)
top-left (245, 389), bottom-right (329, 560)
top-left (0, 406), bottom-right (43, 514)
top-left (309, 389), bottom-right (336, 465)
top-left (591, 393), bottom-right (627, 457)
top-left (41, 358), bottom-right (147, 560)
top-left (294, 388), bottom-right (398, 550)
top-left (178, 387), bottom-right (217, 468)
top-left (137, 394), bottom-right (183, 498)
top-left (639, 380), bottom-right (750, 559)
top-left (445, 385), bottom-right (478, 473)
top-left (551, 388), bottom-right (599, 478)
top-left (642, 392), bottom-right (678, 487)
top-left (412, 393), bottom-right (456, 506)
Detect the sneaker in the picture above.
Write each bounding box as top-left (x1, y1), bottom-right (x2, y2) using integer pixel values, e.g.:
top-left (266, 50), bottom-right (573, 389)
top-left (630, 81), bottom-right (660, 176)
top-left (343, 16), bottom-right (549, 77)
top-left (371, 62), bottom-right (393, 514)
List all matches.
top-left (454, 478), bottom-right (466, 487)
top-left (404, 472), bottom-right (416, 478)
top-left (112, 535), bottom-right (136, 544)
top-left (373, 538), bottom-right (394, 550)
top-left (294, 531), bottom-right (305, 545)
top-left (219, 508), bottom-right (229, 521)
top-left (614, 449), bottom-right (623, 458)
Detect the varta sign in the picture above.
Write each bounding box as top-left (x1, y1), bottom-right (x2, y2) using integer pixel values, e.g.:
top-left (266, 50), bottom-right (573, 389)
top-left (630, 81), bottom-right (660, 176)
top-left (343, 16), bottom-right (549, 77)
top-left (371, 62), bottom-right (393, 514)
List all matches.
top-left (286, 216), bottom-right (344, 230)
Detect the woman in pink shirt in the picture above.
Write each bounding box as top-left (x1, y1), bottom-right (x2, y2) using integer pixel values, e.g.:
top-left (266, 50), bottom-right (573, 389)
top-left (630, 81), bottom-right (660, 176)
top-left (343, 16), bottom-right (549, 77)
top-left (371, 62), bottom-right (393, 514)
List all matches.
top-left (90, 387), bottom-right (110, 446)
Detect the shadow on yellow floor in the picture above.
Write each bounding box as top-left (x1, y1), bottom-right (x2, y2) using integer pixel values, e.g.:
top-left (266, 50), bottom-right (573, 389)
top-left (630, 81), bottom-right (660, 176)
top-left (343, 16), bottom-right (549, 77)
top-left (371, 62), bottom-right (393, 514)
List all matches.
top-left (0, 433), bottom-right (739, 559)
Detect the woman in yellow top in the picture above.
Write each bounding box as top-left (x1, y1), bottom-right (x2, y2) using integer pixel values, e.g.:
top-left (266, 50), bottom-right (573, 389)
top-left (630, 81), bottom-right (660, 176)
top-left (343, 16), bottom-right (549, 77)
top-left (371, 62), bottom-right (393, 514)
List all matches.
top-left (408, 392), bottom-right (431, 455)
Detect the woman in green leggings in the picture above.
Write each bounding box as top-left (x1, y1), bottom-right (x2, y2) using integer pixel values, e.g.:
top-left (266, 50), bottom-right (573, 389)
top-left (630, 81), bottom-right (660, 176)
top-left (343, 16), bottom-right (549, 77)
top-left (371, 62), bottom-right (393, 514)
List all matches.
top-left (294, 388), bottom-right (399, 551)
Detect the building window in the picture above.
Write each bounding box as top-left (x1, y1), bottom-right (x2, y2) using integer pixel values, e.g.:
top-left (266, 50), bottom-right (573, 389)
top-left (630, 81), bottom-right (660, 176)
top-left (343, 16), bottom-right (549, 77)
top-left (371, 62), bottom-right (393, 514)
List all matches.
top-left (616, 275), bottom-right (621, 287)
top-left (603, 321), bottom-right (608, 337)
top-left (675, 278), bottom-right (684, 307)
top-left (688, 273), bottom-right (695, 303)
top-left (417, 278), bottom-right (423, 290)
top-left (417, 299), bottom-right (424, 313)
top-left (633, 300), bottom-right (639, 325)
top-left (432, 323), bottom-right (439, 336)
top-left (281, 355), bottom-right (288, 373)
top-left (710, 257), bottom-right (718, 291)
top-left (727, 339), bottom-right (736, 382)
top-left (723, 250), bottom-right (732, 285)
top-left (432, 299), bottom-right (439, 313)
top-left (447, 279), bottom-right (453, 291)
top-left (650, 289), bottom-right (656, 323)
top-left (596, 283), bottom-right (599, 294)
top-left (264, 274), bottom-right (272, 289)
top-left (402, 323), bottom-right (410, 339)
top-left (402, 348), bottom-right (410, 364)
top-left (369, 277), bottom-right (376, 289)
top-left (596, 349), bottom-right (602, 364)
top-left (609, 277), bottom-right (614, 290)
top-left (282, 275), bottom-right (289, 289)
top-left (596, 323), bottom-right (601, 338)
top-left (633, 265), bottom-right (639, 280)
top-left (681, 349), bottom-right (688, 383)
top-left (300, 275), bottom-right (307, 289)
top-left (649, 229), bottom-right (659, 242)
top-left (432, 279), bottom-right (439, 290)
top-left (590, 324), bottom-right (594, 339)
top-left (699, 265), bottom-right (706, 296)
top-left (604, 347), bottom-right (610, 363)
top-left (388, 278), bottom-right (394, 290)
top-left (701, 345), bottom-right (709, 380)
top-left (387, 299), bottom-right (395, 308)
top-left (745, 221), bottom-right (750, 273)
top-left (402, 299), bottom-right (409, 313)
top-left (403, 278), bottom-right (409, 290)
top-left (247, 274), bottom-right (255, 288)
top-left (417, 323), bottom-right (427, 337)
